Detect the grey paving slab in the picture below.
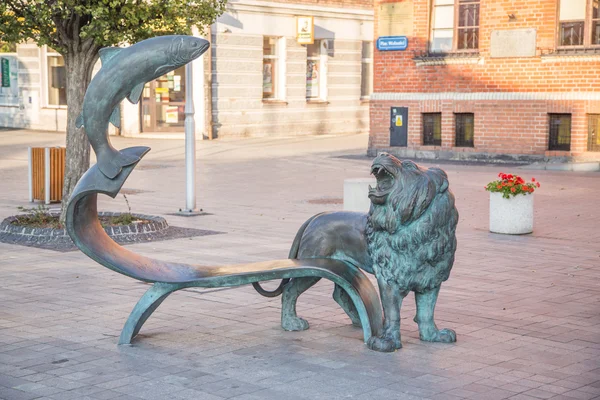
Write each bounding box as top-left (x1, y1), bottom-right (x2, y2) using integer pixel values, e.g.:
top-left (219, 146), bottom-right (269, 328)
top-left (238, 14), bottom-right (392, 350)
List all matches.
top-left (0, 130), bottom-right (599, 400)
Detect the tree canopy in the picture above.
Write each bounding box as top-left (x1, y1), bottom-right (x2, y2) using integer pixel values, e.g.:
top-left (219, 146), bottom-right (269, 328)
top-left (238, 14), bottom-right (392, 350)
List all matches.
top-left (0, 0), bottom-right (226, 55)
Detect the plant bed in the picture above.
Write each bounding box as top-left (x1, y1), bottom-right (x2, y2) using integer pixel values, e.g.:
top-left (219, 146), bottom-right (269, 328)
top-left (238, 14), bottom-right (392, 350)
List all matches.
top-left (0, 208), bottom-right (222, 252)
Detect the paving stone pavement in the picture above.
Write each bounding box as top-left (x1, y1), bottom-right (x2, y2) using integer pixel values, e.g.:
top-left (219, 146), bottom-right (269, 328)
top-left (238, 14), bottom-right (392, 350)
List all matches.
top-left (0, 130), bottom-right (599, 400)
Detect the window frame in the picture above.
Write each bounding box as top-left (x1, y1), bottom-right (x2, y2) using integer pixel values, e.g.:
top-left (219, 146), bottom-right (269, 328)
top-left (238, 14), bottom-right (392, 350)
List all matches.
top-left (429, 0), bottom-right (480, 54)
top-left (454, 112), bottom-right (475, 148)
top-left (556, 0), bottom-right (600, 49)
top-left (262, 36), bottom-right (279, 101)
top-left (305, 40), bottom-right (328, 101)
top-left (422, 112), bottom-right (442, 146)
top-left (360, 41), bottom-right (373, 100)
top-left (42, 46), bottom-right (68, 109)
top-left (548, 113), bottom-right (572, 151)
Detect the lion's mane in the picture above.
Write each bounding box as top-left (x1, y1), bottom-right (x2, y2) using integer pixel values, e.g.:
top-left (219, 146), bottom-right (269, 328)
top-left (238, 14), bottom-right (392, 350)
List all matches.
top-left (366, 160), bottom-right (458, 292)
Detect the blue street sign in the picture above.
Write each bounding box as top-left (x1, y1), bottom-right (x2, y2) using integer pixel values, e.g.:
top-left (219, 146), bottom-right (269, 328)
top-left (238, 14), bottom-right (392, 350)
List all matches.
top-left (376, 36), bottom-right (408, 51)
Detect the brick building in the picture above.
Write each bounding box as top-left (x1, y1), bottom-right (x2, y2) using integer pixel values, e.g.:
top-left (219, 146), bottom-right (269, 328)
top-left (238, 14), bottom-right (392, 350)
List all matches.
top-left (368, 0), bottom-right (600, 162)
top-left (0, 0), bottom-right (374, 139)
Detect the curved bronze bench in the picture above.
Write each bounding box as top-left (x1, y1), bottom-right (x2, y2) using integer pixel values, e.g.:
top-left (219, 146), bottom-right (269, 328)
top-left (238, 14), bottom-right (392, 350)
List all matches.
top-left (66, 146), bottom-right (383, 346)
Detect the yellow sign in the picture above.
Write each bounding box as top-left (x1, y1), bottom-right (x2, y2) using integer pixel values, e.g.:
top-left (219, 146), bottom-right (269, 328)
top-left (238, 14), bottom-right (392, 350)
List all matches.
top-left (395, 115), bottom-right (403, 127)
top-left (297, 16), bottom-right (314, 45)
top-left (155, 87), bottom-right (169, 94)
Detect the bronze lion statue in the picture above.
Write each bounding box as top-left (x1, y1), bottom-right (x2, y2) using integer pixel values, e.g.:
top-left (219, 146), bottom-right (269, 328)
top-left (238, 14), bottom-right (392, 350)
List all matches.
top-left (278, 153), bottom-right (458, 352)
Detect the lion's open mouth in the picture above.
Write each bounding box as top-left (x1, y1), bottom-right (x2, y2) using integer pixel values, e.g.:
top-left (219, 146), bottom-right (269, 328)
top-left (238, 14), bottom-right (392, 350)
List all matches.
top-left (369, 164), bottom-right (394, 204)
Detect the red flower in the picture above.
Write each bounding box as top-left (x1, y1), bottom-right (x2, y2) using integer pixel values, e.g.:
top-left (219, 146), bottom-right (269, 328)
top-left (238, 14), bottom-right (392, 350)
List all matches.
top-left (511, 187), bottom-right (516, 193)
top-left (496, 185), bottom-right (502, 190)
top-left (516, 177), bottom-right (524, 184)
top-left (532, 177), bottom-right (536, 182)
top-left (536, 182), bottom-right (541, 188)
top-left (507, 174), bottom-right (513, 180)
top-left (498, 172), bottom-right (504, 178)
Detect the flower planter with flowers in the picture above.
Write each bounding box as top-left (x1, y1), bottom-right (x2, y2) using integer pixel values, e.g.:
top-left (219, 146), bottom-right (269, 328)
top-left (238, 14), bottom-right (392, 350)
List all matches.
top-left (485, 173), bottom-right (541, 235)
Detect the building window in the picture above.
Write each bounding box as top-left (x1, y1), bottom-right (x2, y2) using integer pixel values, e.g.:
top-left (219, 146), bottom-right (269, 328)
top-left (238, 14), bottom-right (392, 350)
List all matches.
top-left (306, 41), bottom-right (327, 100)
top-left (47, 50), bottom-right (67, 106)
top-left (558, 0), bottom-right (600, 47)
top-left (549, 114), bottom-right (571, 151)
top-left (360, 42), bottom-right (373, 99)
top-left (430, 0), bottom-right (480, 53)
top-left (588, 114), bottom-right (600, 151)
top-left (455, 113), bottom-right (474, 147)
top-left (423, 113), bottom-right (442, 146)
top-left (263, 37), bottom-right (278, 100)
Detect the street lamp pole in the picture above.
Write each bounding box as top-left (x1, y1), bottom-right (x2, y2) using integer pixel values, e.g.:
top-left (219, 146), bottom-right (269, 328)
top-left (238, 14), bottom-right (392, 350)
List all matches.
top-left (179, 61), bottom-right (199, 214)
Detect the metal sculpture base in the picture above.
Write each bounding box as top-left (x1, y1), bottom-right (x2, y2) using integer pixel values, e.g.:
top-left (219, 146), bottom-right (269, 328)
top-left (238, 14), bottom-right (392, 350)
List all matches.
top-left (66, 147), bottom-right (382, 346)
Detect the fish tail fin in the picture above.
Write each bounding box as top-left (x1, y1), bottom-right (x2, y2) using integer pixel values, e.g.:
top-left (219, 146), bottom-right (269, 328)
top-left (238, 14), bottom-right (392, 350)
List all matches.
top-left (97, 150), bottom-right (142, 179)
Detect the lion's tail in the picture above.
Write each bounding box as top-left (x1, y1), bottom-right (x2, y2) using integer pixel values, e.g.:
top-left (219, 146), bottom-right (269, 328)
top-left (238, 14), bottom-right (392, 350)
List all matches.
top-left (252, 212), bottom-right (324, 298)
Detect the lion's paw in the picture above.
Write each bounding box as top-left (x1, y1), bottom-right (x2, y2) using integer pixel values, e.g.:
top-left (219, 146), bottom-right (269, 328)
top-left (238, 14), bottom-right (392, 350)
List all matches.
top-left (419, 326), bottom-right (456, 343)
top-left (282, 316), bottom-right (309, 332)
top-left (367, 335), bottom-right (401, 352)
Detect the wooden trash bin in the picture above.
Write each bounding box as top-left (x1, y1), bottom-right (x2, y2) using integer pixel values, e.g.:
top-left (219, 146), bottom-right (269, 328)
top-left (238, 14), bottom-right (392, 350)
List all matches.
top-left (28, 147), bottom-right (66, 204)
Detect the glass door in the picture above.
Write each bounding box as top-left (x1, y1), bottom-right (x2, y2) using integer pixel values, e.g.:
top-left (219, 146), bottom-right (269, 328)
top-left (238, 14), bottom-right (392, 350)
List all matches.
top-left (141, 66), bottom-right (186, 132)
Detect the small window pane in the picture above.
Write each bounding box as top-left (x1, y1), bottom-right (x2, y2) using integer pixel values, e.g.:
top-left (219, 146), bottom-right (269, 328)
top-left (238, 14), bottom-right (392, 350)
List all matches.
top-left (431, 29), bottom-right (454, 52)
top-left (423, 113), bottom-right (442, 146)
top-left (560, 21), bottom-right (585, 46)
top-left (594, 0), bottom-right (599, 19)
top-left (263, 37), bottom-right (277, 56)
top-left (455, 113), bottom-right (474, 147)
top-left (559, 0), bottom-right (586, 21)
top-left (588, 114), bottom-right (600, 151)
top-left (458, 3), bottom-right (479, 27)
top-left (593, 21), bottom-right (600, 44)
top-left (307, 42), bottom-right (320, 59)
top-left (263, 37), bottom-right (278, 99)
top-left (47, 55), bottom-right (67, 106)
top-left (549, 114), bottom-right (571, 151)
top-left (457, 28), bottom-right (479, 49)
top-left (361, 60), bottom-right (372, 98)
top-left (434, 5), bottom-right (455, 29)
top-left (435, 0), bottom-right (454, 5)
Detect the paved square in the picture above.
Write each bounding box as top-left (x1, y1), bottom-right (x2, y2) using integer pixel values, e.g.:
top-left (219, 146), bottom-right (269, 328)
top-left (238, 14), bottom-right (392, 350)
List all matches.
top-left (0, 130), bottom-right (599, 400)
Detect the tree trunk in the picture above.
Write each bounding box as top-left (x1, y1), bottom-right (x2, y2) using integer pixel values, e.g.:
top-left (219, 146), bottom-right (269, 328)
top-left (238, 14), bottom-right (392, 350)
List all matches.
top-left (59, 51), bottom-right (98, 223)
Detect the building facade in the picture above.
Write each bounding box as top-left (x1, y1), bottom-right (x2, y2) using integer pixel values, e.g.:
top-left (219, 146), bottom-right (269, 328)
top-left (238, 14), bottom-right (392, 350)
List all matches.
top-left (369, 0), bottom-right (600, 161)
top-left (0, 0), bottom-right (374, 139)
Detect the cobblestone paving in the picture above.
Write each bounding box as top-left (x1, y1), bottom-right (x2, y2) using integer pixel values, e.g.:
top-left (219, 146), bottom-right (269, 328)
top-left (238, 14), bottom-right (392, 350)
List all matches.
top-left (0, 131), bottom-right (599, 400)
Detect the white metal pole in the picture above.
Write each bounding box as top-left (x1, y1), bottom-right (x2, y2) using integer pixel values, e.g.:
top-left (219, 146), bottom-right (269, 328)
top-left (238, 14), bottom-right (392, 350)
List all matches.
top-left (182, 62), bottom-right (197, 213)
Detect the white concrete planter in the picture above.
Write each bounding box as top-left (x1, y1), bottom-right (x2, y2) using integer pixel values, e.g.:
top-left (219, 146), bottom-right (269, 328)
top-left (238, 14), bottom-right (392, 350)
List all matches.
top-left (343, 178), bottom-right (376, 213)
top-left (489, 192), bottom-right (534, 234)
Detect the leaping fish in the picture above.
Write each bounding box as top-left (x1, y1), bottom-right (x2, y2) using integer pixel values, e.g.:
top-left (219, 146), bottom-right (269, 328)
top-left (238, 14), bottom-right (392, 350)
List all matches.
top-left (76, 35), bottom-right (210, 179)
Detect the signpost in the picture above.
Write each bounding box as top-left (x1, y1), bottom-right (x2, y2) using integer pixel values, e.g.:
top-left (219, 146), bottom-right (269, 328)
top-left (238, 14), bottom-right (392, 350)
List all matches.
top-left (376, 36), bottom-right (408, 51)
top-left (1, 58), bottom-right (10, 87)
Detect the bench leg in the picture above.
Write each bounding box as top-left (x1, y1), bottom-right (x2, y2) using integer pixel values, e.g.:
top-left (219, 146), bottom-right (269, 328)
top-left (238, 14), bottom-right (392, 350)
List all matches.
top-left (333, 284), bottom-right (361, 327)
top-left (281, 277), bottom-right (320, 331)
top-left (118, 282), bottom-right (181, 345)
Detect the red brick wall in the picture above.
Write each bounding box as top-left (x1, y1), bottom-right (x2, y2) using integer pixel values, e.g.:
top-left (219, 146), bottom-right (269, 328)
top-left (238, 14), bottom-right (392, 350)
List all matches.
top-left (373, 0), bottom-right (600, 93)
top-left (369, 99), bottom-right (600, 156)
top-left (369, 0), bottom-right (600, 159)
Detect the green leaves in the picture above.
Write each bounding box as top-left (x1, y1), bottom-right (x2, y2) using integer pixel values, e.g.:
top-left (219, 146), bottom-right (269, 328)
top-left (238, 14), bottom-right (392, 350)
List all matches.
top-left (0, 0), bottom-right (226, 55)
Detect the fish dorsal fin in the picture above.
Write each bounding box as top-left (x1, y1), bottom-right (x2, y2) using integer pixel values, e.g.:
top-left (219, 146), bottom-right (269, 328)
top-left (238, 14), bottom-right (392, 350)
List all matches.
top-left (127, 83), bottom-right (145, 104)
top-left (76, 113), bottom-right (84, 128)
top-left (109, 106), bottom-right (120, 129)
top-left (99, 47), bottom-right (122, 66)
